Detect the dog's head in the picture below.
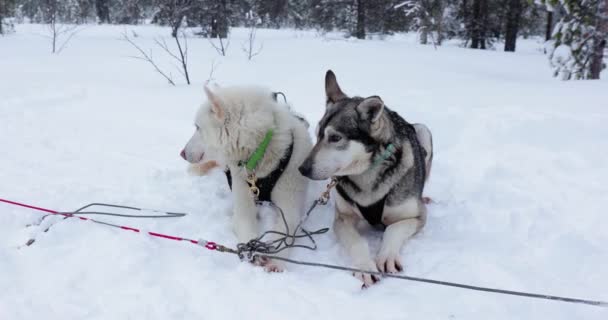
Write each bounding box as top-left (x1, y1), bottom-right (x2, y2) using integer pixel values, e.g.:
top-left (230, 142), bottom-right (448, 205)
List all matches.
top-left (181, 85), bottom-right (276, 167)
top-left (298, 70), bottom-right (390, 180)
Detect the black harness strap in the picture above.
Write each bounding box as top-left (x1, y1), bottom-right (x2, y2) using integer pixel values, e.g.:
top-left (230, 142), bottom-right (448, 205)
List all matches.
top-left (336, 184), bottom-right (387, 231)
top-left (225, 134), bottom-right (294, 202)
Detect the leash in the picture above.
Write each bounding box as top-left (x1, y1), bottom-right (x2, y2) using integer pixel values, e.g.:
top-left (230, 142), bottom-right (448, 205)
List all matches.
top-left (234, 178), bottom-right (337, 260)
top-left (1, 196), bottom-right (607, 307)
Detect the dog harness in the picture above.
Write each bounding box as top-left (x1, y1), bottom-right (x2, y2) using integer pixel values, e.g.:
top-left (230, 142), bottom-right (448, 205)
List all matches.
top-left (336, 184), bottom-right (387, 230)
top-left (224, 133), bottom-right (294, 202)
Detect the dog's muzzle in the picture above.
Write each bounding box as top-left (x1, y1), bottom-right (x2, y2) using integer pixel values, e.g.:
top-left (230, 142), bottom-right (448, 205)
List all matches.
top-left (298, 158), bottom-right (313, 178)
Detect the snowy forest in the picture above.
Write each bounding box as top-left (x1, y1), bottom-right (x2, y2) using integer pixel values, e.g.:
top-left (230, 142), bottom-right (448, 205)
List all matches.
top-left (2, 1), bottom-right (608, 319)
top-left (1, 0), bottom-right (607, 80)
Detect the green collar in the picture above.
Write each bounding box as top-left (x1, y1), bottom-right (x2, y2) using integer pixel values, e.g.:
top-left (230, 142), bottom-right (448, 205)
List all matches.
top-left (240, 129), bottom-right (274, 171)
top-left (370, 143), bottom-right (396, 169)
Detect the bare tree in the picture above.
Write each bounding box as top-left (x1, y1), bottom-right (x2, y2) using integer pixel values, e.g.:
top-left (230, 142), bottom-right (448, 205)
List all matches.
top-left (210, 34), bottom-right (230, 56)
top-left (242, 10), bottom-right (263, 60)
top-left (206, 60), bottom-right (219, 83)
top-left (122, 30), bottom-right (176, 86)
top-left (46, 0), bottom-right (80, 54)
top-left (154, 31), bottom-right (190, 85)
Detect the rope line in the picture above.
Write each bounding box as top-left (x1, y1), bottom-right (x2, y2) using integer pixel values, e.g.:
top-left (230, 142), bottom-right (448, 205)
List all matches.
top-left (258, 255), bottom-right (607, 307)
top-left (2, 197), bottom-right (607, 308)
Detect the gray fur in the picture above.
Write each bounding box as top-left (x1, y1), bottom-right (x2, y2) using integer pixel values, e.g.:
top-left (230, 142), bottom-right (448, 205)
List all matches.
top-left (299, 70), bottom-right (433, 286)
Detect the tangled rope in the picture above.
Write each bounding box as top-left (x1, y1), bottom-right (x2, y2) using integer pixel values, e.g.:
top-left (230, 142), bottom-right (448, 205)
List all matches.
top-left (236, 200), bottom-right (329, 261)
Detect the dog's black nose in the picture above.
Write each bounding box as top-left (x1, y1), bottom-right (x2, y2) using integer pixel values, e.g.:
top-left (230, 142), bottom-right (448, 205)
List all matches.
top-left (180, 149), bottom-right (186, 160)
top-left (298, 160), bottom-right (312, 177)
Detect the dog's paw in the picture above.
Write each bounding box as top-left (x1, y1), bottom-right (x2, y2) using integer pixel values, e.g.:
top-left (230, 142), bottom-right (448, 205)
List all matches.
top-left (353, 261), bottom-right (381, 288)
top-left (263, 261), bottom-right (285, 273)
top-left (375, 253), bottom-right (403, 274)
top-left (252, 256), bottom-right (285, 273)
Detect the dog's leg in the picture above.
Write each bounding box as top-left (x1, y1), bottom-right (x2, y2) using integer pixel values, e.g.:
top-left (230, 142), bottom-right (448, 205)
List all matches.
top-left (334, 194), bottom-right (380, 287)
top-left (230, 174), bottom-right (259, 244)
top-left (377, 198), bottom-right (426, 273)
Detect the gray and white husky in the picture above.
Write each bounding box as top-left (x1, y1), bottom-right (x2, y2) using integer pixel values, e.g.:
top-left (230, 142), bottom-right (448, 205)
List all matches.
top-left (299, 70), bottom-right (433, 287)
top-left (181, 86), bottom-right (312, 272)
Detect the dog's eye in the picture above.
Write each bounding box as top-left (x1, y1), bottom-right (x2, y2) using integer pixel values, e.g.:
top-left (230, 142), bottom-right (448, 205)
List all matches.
top-left (195, 124), bottom-right (200, 131)
top-left (328, 134), bottom-right (342, 143)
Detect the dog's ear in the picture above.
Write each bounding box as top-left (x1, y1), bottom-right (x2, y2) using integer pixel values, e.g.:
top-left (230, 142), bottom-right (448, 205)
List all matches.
top-left (357, 96), bottom-right (384, 123)
top-left (325, 70), bottom-right (347, 103)
top-left (204, 86), bottom-right (224, 120)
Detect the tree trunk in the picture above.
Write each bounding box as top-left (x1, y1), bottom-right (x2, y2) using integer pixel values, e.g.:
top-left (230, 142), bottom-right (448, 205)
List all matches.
top-left (355, 0), bottom-right (366, 39)
top-left (171, 16), bottom-right (182, 38)
top-left (471, 0), bottom-right (484, 48)
top-left (211, 0), bottom-right (229, 38)
top-left (504, 0), bottom-right (522, 52)
top-left (420, 27), bottom-right (428, 44)
top-left (589, 0), bottom-right (608, 79)
top-left (545, 10), bottom-right (553, 41)
top-left (480, 0), bottom-right (488, 49)
top-left (436, 1), bottom-right (445, 45)
top-left (95, 0), bottom-right (110, 24)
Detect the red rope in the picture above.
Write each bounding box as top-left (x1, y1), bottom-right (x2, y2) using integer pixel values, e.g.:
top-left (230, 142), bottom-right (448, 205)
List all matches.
top-left (0, 197), bottom-right (216, 250)
top-left (0, 198), bottom-right (59, 214)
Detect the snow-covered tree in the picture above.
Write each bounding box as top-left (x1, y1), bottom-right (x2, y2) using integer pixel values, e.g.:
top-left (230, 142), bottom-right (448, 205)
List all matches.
top-left (396, 0), bottom-right (447, 45)
top-left (541, 0), bottom-right (607, 80)
top-left (0, 0), bottom-right (16, 34)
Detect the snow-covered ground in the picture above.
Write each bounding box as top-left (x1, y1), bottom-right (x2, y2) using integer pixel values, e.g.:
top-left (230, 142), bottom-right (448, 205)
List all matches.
top-left (1, 24), bottom-right (607, 319)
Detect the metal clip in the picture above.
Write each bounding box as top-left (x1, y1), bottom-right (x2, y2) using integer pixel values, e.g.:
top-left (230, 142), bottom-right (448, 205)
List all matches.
top-left (246, 172), bottom-right (260, 199)
top-left (318, 177), bottom-right (338, 205)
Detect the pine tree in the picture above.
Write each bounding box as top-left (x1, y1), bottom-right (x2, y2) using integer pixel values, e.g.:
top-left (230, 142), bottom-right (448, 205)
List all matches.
top-left (287, 0), bottom-right (313, 29)
top-left (310, 0), bottom-right (353, 33)
top-left (76, 0), bottom-right (93, 23)
top-left (470, 0), bottom-right (488, 48)
top-left (542, 0), bottom-right (607, 79)
top-left (397, 0), bottom-right (447, 45)
top-left (95, 0), bottom-right (110, 23)
top-left (114, 0), bottom-right (142, 24)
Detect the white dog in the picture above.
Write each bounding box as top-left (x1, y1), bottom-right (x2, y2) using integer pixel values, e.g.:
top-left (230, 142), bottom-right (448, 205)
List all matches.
top-left (181, 86), bottom-right (312, 271)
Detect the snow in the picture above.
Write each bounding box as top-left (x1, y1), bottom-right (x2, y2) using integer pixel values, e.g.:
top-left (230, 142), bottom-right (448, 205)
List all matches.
top-left (1, 24), bottom-right (607, 319)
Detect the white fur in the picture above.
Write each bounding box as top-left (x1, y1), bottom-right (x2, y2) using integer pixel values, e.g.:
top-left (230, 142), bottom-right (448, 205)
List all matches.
top-left (334, 192), bottom-right (426, 283)
top-left (184, 86), bottom-right (312, 271)
top-left (334, 194), bottom-right (380, 287)
top-left (307, 126), bottom-right (372, 180)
